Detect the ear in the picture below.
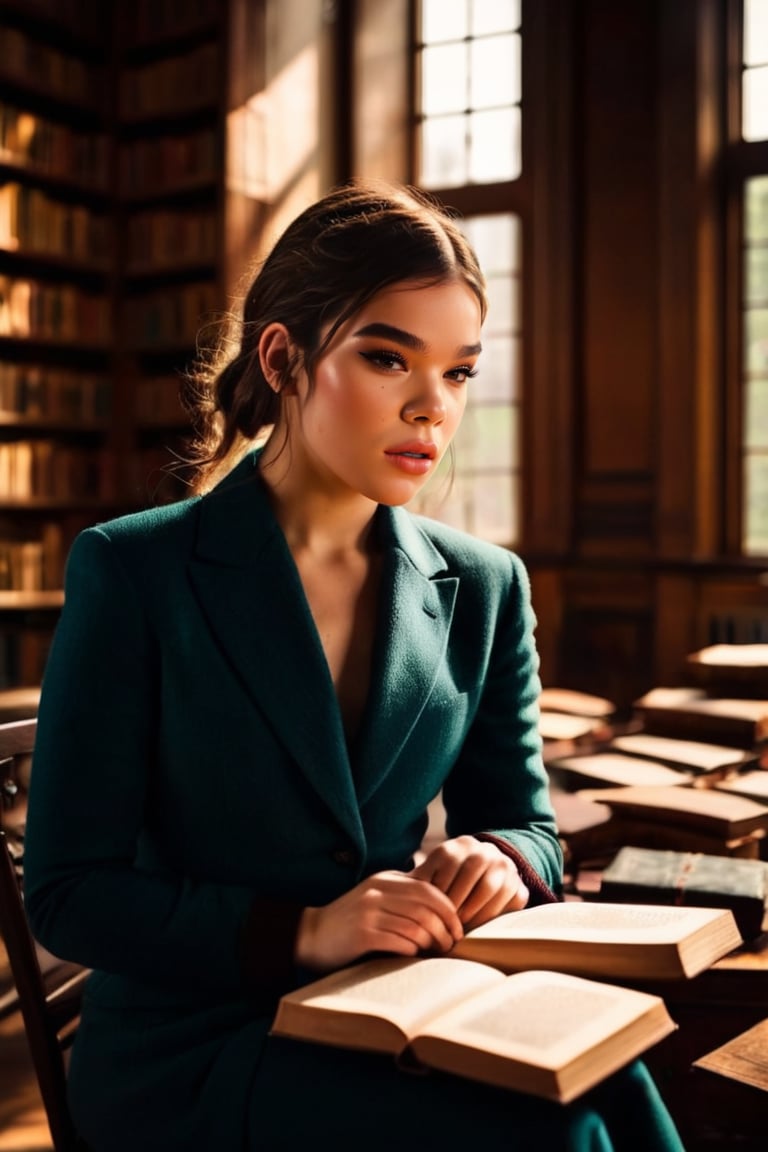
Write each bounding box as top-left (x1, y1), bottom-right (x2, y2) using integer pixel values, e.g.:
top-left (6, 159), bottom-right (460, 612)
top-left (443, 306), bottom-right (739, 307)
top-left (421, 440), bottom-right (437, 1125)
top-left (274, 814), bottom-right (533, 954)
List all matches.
top-left (258, 323), bottom-right (298, 394)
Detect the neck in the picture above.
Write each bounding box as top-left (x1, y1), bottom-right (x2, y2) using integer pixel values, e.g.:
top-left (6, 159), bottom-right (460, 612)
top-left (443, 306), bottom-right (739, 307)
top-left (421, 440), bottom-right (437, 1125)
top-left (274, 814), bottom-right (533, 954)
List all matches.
top-left (258, 440), bottom-right (378, 560)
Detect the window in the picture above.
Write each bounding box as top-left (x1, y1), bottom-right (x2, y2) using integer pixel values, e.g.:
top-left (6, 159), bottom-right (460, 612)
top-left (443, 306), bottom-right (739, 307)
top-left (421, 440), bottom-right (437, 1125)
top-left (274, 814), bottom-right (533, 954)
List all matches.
top-left (409, 0), bottom-right (522, 547)
top-left (734, 0), bottom-right (768, 554)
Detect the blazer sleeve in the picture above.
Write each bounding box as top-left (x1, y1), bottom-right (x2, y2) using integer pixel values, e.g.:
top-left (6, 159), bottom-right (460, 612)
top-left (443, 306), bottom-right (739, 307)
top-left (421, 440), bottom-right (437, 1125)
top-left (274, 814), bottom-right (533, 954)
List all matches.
top-left (441, 550), bottom-right (563, 901)
top-left (23, 527), bottom-right (302, 1003)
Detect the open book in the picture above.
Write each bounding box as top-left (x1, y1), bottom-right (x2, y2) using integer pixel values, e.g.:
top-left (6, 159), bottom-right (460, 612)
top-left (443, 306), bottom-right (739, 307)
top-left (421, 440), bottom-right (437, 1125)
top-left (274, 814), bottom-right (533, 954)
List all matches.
top-left (271, 958), bottom-right (676, 1104)
top-left (448, 900), bottom-right (742, 980)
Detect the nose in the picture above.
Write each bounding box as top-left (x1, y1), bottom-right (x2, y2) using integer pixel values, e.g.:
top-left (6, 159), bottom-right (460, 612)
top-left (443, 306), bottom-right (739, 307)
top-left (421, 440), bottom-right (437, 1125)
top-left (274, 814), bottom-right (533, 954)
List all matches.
top-left (402, 375), bottom-right (447, 425)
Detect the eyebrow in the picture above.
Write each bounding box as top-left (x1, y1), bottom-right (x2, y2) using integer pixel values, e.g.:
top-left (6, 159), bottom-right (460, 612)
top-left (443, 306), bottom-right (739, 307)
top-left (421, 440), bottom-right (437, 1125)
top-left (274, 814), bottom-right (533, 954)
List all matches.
top-left (353, 322), bottom-right (482, 359)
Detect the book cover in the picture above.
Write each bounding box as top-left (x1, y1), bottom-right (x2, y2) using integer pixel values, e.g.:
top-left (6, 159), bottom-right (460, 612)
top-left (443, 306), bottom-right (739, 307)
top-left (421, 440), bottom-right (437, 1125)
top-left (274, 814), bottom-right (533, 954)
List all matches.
top-left (693, 1018), bottom-right (768, 1093)
top-left (271, 958), bottom-right (676, 1104)
top-left (597, 846), bottom-right (768, 941)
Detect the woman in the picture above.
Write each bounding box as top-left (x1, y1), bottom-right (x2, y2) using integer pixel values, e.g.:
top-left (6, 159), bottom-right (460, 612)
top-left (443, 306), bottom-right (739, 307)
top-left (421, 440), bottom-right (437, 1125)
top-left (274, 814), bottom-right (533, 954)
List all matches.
top-left (23, 181), bottom-right (684, 1151)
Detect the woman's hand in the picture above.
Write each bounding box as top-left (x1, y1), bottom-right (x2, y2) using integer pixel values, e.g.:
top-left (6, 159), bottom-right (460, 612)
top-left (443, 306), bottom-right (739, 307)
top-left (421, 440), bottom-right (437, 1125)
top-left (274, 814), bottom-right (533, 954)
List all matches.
top-left (410, 836), bottom-right (529, 931)
top-left (295, 870), bottom-right (465, 972)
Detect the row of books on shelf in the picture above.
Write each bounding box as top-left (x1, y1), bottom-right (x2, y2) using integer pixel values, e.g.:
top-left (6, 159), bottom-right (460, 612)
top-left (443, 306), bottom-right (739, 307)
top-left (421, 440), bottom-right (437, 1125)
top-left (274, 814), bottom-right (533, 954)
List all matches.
top-left (124, 279), bottom-right (219, 348)
top-left (0, 365), bottom-right (112, 423)
top-left (0, 625), bottom-right (50, 689)
top-left (0, 440), bottom-right (116, 501)
top-left (0, 102), bottom-right (109, 190)
top-left (0, 521), bottom-right (63, 591)
top-left (0, 24), bottom-right (102, 106)
top-left (120, 42), bottom-right (220, 120)
top-left (119, 128), bottom-right (218, 198)
top-left (20, 0), bottom-right (108, 31)
top-left (127, 207), bottom-right (217, 271)
top-left (136, 373), bottom-right (185, 424)
top-left (125, 0), bottom-right (219, 45)
top-left (0, 276), bottom-right (111, 343)
top-left (0, 181), bottom-right (110, 265)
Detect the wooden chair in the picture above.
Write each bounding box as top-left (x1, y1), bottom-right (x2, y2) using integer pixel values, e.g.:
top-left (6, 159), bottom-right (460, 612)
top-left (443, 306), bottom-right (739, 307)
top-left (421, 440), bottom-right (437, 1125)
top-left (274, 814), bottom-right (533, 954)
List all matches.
top-left (0, 717), bottom-right (90, 1152)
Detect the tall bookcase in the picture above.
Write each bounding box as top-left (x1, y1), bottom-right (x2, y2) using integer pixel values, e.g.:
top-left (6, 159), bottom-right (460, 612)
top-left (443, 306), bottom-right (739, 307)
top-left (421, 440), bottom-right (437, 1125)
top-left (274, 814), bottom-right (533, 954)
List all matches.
top-left (0, 0), bottom-right (114, 695)
top-left (0, 0), bottom-right (257, 701)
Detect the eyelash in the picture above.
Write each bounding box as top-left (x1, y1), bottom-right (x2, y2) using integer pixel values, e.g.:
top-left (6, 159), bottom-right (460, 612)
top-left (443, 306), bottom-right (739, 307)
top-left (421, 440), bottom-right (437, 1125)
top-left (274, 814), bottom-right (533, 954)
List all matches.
top-left (360, 349), bottom-right (478, 382)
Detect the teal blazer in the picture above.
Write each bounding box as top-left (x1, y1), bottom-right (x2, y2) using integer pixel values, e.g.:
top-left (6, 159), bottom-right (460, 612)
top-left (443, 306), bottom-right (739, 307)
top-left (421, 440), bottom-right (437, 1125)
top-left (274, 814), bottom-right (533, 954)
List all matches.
top-left (23, 452), bottom-right (681, 1152)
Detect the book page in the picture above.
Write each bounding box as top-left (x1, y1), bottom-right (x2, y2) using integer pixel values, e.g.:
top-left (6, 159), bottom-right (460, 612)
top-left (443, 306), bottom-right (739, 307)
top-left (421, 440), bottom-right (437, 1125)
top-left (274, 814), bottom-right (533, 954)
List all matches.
top-left (550, 752), bottom-right (691, 787)
top-left (272, 956), bottom-right (504, 1049)
top-left (458, 900), bottom-right (730, 946)
top-left (694, 1019), bottom-right (768, 1092)
top-left (412, 970), bottom-right (675, 1102)
top-left (418, 970), bottom-right (667, 1064)
top-left (611, 734), bottom-right (751, 772)
top-left (691, 644), bottom-right (768, 667)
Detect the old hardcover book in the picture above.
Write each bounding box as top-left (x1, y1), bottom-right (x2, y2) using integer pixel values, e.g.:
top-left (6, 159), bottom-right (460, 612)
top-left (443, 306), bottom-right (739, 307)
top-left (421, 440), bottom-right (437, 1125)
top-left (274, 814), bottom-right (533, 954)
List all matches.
top-left (538, 711), bottom-right (609, 742)
top-left (546, 751), bottom-right (692, 791)
top-left (539, 687), bottom-right (616, 719)
top-left (448, 899), bottom-right (741, 980)
top-left (577, 783), bottom-right (768, 840)
top-left (609, 732), bottom-right (759, 774)
top-left (693, 1018), bottom-right (768, 1092)
top-left (631, 687), bottom-right (768, 750)
top-left (596, 846), bottom-right (767, 941)
top-left (686, 644), bottom-right (768, 698)
top-left (272, 958), bottom-right (676, 1104)
top-left (713, 770), bottom-right (768, 805)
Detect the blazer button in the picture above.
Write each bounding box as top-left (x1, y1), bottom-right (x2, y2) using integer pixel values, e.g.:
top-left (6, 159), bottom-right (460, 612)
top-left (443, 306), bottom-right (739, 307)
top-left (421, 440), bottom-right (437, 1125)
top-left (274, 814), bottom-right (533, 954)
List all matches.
top-left (331, 849), bottom-right (355, 866)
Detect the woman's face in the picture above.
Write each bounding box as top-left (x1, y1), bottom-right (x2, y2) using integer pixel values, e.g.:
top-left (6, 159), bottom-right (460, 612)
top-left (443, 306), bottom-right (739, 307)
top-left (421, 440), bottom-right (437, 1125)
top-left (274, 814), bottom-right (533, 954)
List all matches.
top-left (280, 278), bottom-right (483, 507)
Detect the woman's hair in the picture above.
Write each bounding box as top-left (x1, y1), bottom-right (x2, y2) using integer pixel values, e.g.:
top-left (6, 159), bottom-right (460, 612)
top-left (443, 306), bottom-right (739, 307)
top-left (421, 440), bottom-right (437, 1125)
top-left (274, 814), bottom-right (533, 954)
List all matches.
top-left (181, 179), bottom-right (487, 493)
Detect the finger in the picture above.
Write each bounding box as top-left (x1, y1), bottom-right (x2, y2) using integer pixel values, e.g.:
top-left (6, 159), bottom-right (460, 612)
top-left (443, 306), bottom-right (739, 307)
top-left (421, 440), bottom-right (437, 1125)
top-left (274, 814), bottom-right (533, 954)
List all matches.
top-left (462, 880), bottom-right (530, 932)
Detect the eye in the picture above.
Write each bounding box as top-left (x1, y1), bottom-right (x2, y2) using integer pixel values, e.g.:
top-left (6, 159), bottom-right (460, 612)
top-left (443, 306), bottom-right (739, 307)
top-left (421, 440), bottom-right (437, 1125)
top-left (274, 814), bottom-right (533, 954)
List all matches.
top-left (445, 365), bottom-right (479, 384)
top-left (360, 349), bottom-right (407, 371)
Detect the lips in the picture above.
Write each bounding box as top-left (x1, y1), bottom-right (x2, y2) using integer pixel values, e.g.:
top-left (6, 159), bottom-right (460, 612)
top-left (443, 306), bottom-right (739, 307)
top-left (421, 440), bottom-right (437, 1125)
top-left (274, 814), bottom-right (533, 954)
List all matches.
top-left (384, 441), bottom-right (437, 460)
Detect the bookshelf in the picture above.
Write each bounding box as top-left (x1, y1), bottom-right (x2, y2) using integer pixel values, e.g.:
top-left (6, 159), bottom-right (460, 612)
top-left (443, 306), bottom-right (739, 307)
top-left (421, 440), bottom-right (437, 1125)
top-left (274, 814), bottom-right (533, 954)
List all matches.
top-left (0, 0), bottom-right (114, 690)
top-left (0, 0), bottom-right (260, 694)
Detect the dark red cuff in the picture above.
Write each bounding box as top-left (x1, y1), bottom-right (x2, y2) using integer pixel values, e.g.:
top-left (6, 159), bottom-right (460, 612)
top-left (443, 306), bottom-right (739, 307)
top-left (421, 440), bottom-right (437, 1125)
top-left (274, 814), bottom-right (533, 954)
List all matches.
top-left (474, 832), bottom-right (561, 906)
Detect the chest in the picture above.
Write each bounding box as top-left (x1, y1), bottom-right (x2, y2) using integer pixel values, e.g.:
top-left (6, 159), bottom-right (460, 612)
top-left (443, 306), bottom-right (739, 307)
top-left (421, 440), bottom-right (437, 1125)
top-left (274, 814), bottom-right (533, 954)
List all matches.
top-left (295, 552), bottom-right (383, 742)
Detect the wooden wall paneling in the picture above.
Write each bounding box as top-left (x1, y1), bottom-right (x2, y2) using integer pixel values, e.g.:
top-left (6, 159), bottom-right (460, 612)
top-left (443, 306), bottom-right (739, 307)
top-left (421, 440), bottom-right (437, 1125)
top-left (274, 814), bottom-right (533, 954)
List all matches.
top-left (654, 573), bottom-right (700, 685)
top-left (520, 0), bottom-right (576, 556)
top-left (350, 0), bottom-right (411, 182)
top-left (527, 567), bottom-right (565, 688)
top-left (579, 0), bottom-right (657, 492)
top-left (656, 0), bottom-right (724, 558)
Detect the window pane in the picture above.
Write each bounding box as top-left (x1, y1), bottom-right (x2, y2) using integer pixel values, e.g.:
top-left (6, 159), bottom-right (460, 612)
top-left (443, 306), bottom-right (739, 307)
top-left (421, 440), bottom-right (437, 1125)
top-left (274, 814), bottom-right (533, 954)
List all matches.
top-left (421, 114), bottom-right (468, 187)
top-left (461, 213), bottom-right (519, 274)
top-left (470, 34), bottom-right (520, 109)
top-left (421, 0), bottom-right (468, 43)
top-left (471, 0), bottom-right (521, 36)
top-left (744, 306), bottom-right (768, 374)
top-left (744, 0), bottom-right (768, 66)
top-left (745, 175), bottom-right (768, 240)
top-left (421, 44), bottom-right (468, 116)
top-left (484, 273), bottom-right (519, 333)
top-left (743, 64), bottom-right (768, 141)
top-left (746, 246), bottom-right (768, 303)
top-left (745, 377), bottom-right (768, 449)
top-left (466, 471), bottom-right (518, 544)
top-left (744, 453), bottom-right (768, 552)
top-left (474, 334), bottom-right (517, 402)
top-left (469, 107), bottom-right (521, 182)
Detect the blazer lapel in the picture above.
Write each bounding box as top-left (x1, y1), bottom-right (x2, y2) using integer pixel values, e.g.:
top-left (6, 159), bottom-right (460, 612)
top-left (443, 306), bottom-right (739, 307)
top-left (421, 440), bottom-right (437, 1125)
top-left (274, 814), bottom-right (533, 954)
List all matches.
top-left (356, 506), bottom-right (459, 805)
top-left (187, 459), bottom-right (364, 849)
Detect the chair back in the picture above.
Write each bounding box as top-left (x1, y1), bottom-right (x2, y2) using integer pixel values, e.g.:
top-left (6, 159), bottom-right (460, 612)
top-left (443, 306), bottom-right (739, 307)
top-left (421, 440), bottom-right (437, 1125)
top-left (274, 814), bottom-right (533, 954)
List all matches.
top-left (0, 717), bottom-right (90, 1152)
